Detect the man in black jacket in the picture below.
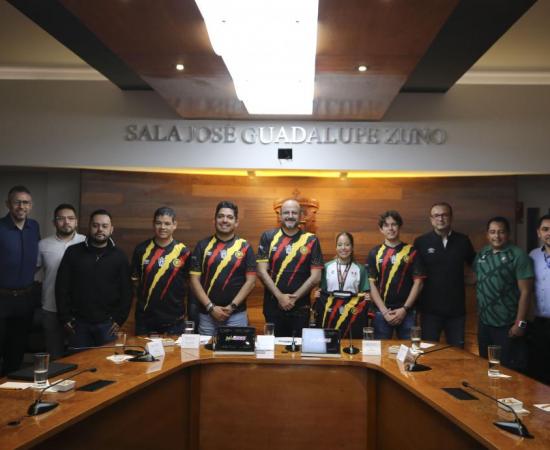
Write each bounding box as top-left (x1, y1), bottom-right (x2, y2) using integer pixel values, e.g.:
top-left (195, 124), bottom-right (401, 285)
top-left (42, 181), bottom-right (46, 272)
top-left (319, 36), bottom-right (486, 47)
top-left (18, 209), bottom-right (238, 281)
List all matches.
top-left (56, 209), bottom-right (132, 348)
top-left (414, 202), bottom-right (476, 347)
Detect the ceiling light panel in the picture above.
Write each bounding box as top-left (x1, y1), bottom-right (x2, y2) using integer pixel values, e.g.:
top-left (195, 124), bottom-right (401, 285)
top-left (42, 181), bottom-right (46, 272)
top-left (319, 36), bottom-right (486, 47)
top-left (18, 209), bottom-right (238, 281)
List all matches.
top-left (195, 0), bottom-right (319, 115)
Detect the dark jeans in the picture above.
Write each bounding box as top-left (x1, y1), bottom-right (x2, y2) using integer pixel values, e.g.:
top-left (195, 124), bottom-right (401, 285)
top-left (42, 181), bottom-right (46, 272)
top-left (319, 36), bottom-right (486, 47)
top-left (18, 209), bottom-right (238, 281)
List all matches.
top-left (478, 321), bottom-right (527, 373)
top-left (68, 319), bottom-right (116, 349)
top-left (527, 317), bottom-right (550, 385)
top-left (0, 293), bottom-right (34, 376)
top-left (135, 315), bottom-right (185, 336)
top-left (420, 312), bottom-right (465, 347)
top-left (42, 309), bottom-right (66, 360)
top-left (265, 304), bottom-right (309, 338)
top-left (373, 310), bottom-right (415, 340)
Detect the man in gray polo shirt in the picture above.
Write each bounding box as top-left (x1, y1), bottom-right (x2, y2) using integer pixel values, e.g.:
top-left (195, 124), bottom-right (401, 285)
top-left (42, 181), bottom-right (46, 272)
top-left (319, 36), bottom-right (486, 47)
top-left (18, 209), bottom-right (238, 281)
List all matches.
top-left (37, 204), bottom-right (85, 359)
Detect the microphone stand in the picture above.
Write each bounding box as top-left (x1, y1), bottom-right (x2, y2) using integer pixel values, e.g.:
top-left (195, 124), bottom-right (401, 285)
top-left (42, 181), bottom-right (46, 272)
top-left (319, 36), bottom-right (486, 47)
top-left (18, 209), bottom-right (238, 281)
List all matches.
top-left (462, 381), bottom-right (533, 438)
top-left (406, 344), bottom-right (453, 372)
top-left (28, 367), bottom-right (97, 416)
top-left (69, 345), bottom-right (157, 362)
top-left (342, 324), bottom-right (359, 355)
top-left (285, 331), bottom-right (301, 353)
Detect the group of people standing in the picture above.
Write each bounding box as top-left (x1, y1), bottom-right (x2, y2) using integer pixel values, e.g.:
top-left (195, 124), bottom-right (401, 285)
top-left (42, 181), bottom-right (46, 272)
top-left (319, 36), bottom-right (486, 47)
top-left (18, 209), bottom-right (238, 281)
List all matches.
top-left (1, 185), bottom-right (549, 386)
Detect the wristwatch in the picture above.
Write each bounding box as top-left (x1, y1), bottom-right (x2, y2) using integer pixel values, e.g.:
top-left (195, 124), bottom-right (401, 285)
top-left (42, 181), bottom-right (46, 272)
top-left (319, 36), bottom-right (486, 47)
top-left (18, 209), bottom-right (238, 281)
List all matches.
top-left (229, 302), bottom-right (238, 312)
top-left (516, 320), bottom-right (527, 329)
top-left (206, 302), bottom-right (215, 314)
top-left (402, 304), bottom-right (410, 312)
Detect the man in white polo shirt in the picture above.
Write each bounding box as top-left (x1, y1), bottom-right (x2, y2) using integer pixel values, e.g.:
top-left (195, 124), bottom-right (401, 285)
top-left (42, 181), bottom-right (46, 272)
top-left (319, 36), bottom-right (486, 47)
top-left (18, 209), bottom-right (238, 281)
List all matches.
top-left (528, 214), bottom-right (550, 385)
top-left (37, 204), bottom-right (85, 359)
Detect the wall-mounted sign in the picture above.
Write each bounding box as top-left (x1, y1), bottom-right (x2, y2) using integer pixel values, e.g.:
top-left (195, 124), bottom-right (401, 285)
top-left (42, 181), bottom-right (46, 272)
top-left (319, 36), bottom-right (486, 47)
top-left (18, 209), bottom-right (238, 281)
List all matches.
top-left (125, 124), bottom-right (447, 146)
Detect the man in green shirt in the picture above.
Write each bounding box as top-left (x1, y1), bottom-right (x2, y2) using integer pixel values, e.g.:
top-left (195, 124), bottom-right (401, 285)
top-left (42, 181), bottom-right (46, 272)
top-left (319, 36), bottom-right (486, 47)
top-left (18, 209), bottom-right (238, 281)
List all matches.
top-left (473, 216), bottom-right (533, 372)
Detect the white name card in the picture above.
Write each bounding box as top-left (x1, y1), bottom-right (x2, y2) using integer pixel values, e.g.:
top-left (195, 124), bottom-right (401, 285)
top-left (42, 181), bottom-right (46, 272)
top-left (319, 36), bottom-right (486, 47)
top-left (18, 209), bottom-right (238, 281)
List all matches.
top-left (396, 344), bottom-right (412, 362)
top-left (146, 340), bottom-right (165, 358)
top-left (362, 340), bottom-right (382, 356)
top-left (256, 335), bottom-right (275, 352)
top-left (180, 333), bottom-right (201, 349)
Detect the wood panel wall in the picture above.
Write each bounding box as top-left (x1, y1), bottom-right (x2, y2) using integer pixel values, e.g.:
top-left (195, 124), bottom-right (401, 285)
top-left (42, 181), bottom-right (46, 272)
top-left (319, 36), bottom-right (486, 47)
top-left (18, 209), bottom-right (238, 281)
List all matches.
top-left (80, 170), bottom-right (517, 353)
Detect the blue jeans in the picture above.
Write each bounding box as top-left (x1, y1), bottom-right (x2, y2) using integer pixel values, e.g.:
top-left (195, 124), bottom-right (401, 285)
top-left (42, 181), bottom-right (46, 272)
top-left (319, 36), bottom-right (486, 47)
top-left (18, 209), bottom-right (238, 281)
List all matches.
top-left (68, 319), bottom-right (116, 349)
top-left (373, 310), bottom-right (415, 340)
top-left (420, 312), bottom-right (465, 347)
top-left (478, 321), bottom-right (527, 373)
top-left (199, 311), bottom-right (248, 335)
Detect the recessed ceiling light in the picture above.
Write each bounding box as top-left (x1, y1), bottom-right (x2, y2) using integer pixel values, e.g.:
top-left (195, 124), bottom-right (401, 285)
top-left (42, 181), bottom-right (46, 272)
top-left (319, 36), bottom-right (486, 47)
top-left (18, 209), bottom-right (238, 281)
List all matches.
top-left (358, 65), bottom-right (367, 72)
top-left (176, 64), bottom-right (185, 71)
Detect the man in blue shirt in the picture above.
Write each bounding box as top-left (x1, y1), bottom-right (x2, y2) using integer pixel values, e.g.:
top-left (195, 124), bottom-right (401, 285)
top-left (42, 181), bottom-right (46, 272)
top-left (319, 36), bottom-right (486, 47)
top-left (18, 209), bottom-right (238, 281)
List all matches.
top-left (528, 214), bottom-right (550, 385)
top-left (0, 186), bottom-right (40, 375)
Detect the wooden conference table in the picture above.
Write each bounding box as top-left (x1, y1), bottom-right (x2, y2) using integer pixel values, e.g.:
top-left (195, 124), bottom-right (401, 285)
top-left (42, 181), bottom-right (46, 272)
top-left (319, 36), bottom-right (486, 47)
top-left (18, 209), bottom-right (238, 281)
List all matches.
top-left (1, 339), bottom-right (550, 450)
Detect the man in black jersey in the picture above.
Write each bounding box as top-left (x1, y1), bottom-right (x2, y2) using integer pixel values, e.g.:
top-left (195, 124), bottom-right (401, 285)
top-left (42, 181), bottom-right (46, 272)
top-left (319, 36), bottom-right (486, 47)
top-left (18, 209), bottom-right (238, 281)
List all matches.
top-left (132, 207), bottom-right (191, 335)
top-left (367, 210), bottom-right (425, 339)
top-left (190, 201), bottom-right (256, 335)
top-left (257, 199), bottom-right (323, 337)
top-left (56, 209), bottom-right (132, 347)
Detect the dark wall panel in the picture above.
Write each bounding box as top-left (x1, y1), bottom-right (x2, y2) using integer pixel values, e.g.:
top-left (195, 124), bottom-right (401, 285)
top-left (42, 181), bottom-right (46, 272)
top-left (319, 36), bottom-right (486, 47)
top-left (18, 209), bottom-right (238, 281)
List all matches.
top-left (80, 170), bottom-right (517, 353)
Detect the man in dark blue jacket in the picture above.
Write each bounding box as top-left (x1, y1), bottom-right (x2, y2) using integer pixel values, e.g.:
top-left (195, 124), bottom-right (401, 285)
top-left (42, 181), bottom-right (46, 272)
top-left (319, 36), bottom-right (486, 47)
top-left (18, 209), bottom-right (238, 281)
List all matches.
top-left (56, 209), bottom-right (132, 347)
top-left (0, 186), bottom-right (40, 375)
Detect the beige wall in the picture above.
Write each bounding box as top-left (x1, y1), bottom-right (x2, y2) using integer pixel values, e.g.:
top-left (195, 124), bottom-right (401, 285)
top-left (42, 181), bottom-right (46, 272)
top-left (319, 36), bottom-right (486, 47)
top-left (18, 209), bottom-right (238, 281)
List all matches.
top-left (0, 80), bottom-right (549, 174)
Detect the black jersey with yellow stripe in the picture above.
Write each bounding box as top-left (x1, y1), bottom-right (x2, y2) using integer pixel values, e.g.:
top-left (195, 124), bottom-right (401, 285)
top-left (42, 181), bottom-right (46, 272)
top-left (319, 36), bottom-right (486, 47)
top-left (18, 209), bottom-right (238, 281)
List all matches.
top-left (190, 235), bottom-right (256, 312)
top-left (257, 228), bottom-right (323, 307)
top-left (131, 239), bottom-right (191, 322)
top-left (366, 242), bottom-right (425, 309)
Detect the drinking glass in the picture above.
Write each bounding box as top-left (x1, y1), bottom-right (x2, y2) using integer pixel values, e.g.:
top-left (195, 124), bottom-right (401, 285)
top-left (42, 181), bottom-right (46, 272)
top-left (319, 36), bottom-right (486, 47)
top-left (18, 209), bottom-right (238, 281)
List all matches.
top-left (264, 323), bottom-right (275, 336)
top-left (33, 353), bottom-right (50, 388)
top-left (363, 327), bottom-right (375, 340)
top-left (488, 345), bottom-right (501, 376)
top-left (114, 332), bottom-right (127, 353)
top-left (410, 326), bottom-right (422, 352)
top-left (184, 320), bottom-right (195, 334)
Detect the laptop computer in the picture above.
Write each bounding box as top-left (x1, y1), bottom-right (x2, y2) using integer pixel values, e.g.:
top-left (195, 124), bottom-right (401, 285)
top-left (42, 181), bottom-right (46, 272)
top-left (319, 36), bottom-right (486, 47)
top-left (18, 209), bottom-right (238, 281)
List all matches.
top-left (301, 328), bottom-right (341, 358)
top-left (7, 362), bottom-right (78, 381)
top-left (213, 326), bottom-right (256, 355)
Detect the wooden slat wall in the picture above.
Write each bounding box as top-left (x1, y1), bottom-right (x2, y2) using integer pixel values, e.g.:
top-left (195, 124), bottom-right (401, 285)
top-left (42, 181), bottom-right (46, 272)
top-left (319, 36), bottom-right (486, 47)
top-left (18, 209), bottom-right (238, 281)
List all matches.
top-left (80, 170), bottom-right (517, 353)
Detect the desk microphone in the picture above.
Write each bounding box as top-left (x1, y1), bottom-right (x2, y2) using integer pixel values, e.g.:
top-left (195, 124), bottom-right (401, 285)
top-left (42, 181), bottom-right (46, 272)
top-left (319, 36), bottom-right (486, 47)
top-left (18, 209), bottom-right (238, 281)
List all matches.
top-left (462, 381), bottom-right (533, 438)
top-left (342, 324), bottom-right (359, 355)
top-left (68, 345), bottom-right (157, 362)
top-left (28, 367), bottom-right (97, 416)
top-left (406, 344), bottom-right (452, 372)
top-left (285, 331), bottom-right (301, 353)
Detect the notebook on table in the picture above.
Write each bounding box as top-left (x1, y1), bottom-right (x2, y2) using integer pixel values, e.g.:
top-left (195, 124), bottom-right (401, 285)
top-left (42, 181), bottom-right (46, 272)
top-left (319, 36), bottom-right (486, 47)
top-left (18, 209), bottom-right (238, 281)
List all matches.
top-left (301, 328), bottom-right (341, 358)
top-left (212, 326), bottom-right (256, 355)
top-left (7, 362), bottom-right (78, 381)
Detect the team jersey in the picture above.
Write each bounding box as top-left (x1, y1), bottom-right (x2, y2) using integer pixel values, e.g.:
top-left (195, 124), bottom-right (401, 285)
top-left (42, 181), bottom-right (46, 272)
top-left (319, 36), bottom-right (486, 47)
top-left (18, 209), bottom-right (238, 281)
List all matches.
top-left (474, 244), bottom-right (534, 327)
top-left (366, 242), bottom-right (425, 309)
top-left (190, 235), bottom-right (256, 313)
top-left (315, 291), bottom-right (369, 338)
top-left (257, 228), bottom-right (323, 307)
top-left (131, 239), bottom-right (191, 323)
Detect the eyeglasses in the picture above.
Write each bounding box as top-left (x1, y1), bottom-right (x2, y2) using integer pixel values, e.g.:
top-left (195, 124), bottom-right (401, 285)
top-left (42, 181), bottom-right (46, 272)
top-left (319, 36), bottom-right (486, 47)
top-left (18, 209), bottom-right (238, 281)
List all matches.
top-left (12, 200), bottom-right (32, 207)
top-left (431, 213), bottom-right (450, 219)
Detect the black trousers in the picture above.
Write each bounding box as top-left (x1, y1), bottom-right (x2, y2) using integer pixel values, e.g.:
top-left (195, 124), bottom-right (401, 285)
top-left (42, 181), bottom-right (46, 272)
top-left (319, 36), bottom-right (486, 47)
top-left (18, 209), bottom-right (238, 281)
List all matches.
top-left (528, 317), bottom-right (550, 385)
top-left (264, 302), bottom-right (309, 338)
top-left (0, 293), bottom-right (34, 376)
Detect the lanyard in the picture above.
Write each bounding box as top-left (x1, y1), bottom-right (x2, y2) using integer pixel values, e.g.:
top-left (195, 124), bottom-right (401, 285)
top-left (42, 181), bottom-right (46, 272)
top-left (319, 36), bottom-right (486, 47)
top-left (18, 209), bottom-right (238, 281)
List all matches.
top-left (336, 260), bottom-right (352, 291)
